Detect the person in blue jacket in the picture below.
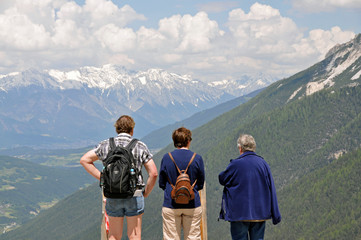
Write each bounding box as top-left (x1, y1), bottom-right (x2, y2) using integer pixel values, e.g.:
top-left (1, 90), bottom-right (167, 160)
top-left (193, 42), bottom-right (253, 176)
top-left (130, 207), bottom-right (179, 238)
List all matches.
top-left (218, 134), bottom-right (281, 240)
top-left (159, 127), bottom-right (205, 240)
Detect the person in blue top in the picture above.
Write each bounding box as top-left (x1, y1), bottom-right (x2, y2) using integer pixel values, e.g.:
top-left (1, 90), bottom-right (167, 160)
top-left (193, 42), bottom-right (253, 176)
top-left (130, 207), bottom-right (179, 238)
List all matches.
top-left (159, 127), bottom-right (205, 240)
top-left (218, 134), bottom-right (281, 240)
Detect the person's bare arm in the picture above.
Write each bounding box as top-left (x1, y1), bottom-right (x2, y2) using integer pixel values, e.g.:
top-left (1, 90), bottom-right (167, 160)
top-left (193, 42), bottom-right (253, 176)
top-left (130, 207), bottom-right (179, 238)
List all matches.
top-left (142, 159), bottom-right (158, 198)
top-left (80, 150), bottom-right (101, 180)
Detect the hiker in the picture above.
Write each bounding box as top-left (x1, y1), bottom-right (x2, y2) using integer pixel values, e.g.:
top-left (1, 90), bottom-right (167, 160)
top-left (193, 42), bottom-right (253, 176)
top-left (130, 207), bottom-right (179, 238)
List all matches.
top-left (159, 127), bottom-right (205, 240)
top-left (218, 134), bottom-right (281, 240)
top-left (80, 115), bottom-right (158, 240)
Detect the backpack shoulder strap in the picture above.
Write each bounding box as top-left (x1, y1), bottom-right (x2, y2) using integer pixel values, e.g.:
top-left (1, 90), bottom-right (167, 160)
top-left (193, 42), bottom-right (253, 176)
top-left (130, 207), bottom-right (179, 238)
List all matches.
top-left (125, 138), bottom-right (138, 171)
top-left (167, 152), bottom-right (198, 189)
top-left (167, 176), bottom-right (175, 189)
top-left (126, 138), bottom-right (138, 152)
top-left (102, 138), bottom-right (116, 166)
top-left (186, 153), bottom-right (197, 188)
top-left (184, 153), bottom-right (196, 174)
top-left (109, 137), bottom-right (116, 151)
top-left (168, 152), bottom-right (182, 174)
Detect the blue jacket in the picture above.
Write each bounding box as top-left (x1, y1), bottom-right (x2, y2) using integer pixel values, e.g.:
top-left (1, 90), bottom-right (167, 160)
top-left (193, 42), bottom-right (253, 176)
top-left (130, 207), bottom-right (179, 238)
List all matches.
top-left (159, 149), bottom-right (205, 209)
top-left (218, 151), bottom-right (281, 224)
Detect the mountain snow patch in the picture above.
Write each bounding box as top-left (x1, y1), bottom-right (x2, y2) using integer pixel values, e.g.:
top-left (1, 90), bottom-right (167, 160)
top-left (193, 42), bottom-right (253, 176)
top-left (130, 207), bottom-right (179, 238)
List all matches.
top-left (138, 76), bottom-right (147, 85)
top-left (326, 43), bottom-right (361, 81)
top-left (210, 79), bottom-right (228, 86)
top-left (306, 79), bottom-right (335, 96)
top-left (288, 86), bottom-right (303, 102)
top-left (351, 69), bottom-right (361, 80)
top-left (49, 70), bottom-right (81, 82)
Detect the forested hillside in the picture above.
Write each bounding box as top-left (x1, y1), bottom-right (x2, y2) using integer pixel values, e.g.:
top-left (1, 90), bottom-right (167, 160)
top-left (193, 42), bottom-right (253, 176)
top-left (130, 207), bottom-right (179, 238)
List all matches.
top-left (0, 183), bottom-right (102, 240)
top-left (0, 156), bottom-right (93, 234)
top-left (267, 148), bottom-right (361, 239)
top-left (142, 85), bottom-right (361, 239)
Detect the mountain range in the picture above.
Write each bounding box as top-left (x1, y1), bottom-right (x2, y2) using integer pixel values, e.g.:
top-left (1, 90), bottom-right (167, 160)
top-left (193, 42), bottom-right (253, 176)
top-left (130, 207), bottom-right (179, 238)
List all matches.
top-left (0, 65), bottom-right (273, 149)
top-left (0, 34), bottom-right (360, 240)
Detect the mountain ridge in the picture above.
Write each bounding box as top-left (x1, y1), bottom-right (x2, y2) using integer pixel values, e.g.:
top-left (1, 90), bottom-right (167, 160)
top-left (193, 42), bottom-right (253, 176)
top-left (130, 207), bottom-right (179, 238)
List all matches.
top-left (0, 65), bottom-right (273, 149)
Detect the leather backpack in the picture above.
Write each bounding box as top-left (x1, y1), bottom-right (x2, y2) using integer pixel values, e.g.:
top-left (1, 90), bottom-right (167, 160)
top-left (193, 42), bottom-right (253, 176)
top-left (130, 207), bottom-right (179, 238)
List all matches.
top-left (167, 152), bottom-right (197, 204)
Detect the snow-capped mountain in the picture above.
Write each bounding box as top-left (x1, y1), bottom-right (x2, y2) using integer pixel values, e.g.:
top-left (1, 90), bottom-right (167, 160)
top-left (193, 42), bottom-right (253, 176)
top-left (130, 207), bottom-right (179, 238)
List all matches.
top-left (2, 33), bottom-right (359, 149)
top-left (0, 65), bottom-right (270, 148)
top-left (209, 73), bottom-right (276, 96)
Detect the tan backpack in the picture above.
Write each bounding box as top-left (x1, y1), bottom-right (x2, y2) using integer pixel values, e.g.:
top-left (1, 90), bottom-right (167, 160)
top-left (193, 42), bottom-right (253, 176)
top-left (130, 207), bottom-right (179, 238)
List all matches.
top-left (167, 152), bottom-right (197, 204)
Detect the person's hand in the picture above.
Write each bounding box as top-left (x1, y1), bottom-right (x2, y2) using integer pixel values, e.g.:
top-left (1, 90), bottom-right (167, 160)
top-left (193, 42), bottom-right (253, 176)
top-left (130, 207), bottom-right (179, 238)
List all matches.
top-left (143, 189), bottom-right (149, 198)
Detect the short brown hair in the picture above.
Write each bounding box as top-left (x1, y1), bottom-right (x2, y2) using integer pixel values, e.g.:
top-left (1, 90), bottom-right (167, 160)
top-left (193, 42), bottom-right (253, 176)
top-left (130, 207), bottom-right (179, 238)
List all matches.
top-left (114, 115), bottom-right (135, 134)
top-left (172, 127), bottom-right (192, 148)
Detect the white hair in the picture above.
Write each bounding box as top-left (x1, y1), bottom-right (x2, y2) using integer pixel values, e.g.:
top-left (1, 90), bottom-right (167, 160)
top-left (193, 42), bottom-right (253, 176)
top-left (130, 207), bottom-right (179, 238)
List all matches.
top-left (237, 134), bottom-right (256, 152)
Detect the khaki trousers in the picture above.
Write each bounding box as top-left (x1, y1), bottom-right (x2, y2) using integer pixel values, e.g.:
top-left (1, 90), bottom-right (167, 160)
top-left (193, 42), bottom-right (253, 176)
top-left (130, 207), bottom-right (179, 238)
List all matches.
top-left (162, 206), bottom-right (202, 240)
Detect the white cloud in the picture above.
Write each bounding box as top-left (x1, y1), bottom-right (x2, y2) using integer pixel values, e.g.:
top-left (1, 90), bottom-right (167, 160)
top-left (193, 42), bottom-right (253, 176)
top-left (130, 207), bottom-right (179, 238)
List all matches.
top-left (158, 12), bottom-right (224, 53)
top-left (0, 1), bottom-right (357, 82)
top-left (215, 3), bottom-right (356, 77)
top-left (56, 2), bottom-right (83, 23)
top-left (230, 2), bottom-right (281, 21)
top-left (292, 0), bottom-right (361, 12)
top-left (0, 8), bottom-right (51, 50)
top-left (307, 27), bottom-right (355, 56)
top-left (83, 1), bottom-right (145, 28)
top-left (11, 0), bottom-right (63, 29)
top-left (279, 27), bottom-right (355, 66)
top-left (161, 54), bottom-right (183, 63)
top-left (95, 24), bottom-right (136, 52)
top-left (137, 26), bottom-right (166, 51)
top-left (52, 18), bottom-right (88, 48)
top-left (0, 0), bottom-right (144, 72)
top-left (107, 54), bottom-right (135, 66)
top-left (220, 3), bottom-right (306, 75)
top-left (227, 3), bottom-right (302, 47)
top-left (176, 12), bottom-right (224, 52)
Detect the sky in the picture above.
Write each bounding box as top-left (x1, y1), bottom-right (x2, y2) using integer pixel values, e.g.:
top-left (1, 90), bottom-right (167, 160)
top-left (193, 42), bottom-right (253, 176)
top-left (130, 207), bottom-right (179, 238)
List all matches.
top-left (0, 0), bottom-right (360, 82)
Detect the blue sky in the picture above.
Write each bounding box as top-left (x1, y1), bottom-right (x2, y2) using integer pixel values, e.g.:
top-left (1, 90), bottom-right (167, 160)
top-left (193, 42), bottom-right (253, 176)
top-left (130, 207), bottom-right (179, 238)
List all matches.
top-left (1, 0), bottom-right (360, 82)
top-left (73, 0), bottom-right (361, 35)
top-left (117, 0), bottom-right (361, 33)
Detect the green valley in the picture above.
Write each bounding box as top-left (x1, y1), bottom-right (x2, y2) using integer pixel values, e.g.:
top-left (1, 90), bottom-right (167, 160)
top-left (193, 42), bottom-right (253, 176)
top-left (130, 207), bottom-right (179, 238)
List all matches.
top-left (0, 156), bottom-right (95, 233)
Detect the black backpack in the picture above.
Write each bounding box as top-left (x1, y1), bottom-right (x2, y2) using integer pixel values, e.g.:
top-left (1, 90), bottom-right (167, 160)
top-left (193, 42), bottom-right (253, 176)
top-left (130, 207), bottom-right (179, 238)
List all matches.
top-left (100, 137), bottom-right (139, 198)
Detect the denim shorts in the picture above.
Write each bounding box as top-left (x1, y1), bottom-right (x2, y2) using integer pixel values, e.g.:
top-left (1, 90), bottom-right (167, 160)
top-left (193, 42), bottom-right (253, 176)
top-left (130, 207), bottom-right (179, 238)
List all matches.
top-left (105, 196), bottom-right (145, 217)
